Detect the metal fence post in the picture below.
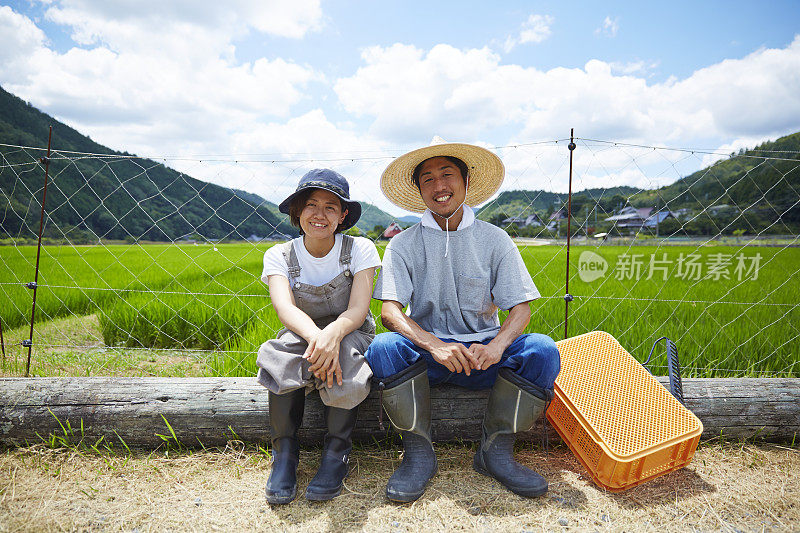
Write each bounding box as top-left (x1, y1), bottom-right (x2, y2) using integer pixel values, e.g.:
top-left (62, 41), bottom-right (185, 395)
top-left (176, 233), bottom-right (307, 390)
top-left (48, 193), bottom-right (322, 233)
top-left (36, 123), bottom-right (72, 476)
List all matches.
top-left (25, 125), bottom-right (53, 377)
top-left (0, 317), bottom-right (5, 362)
top-left (564, 129), bottom-right (576, 339)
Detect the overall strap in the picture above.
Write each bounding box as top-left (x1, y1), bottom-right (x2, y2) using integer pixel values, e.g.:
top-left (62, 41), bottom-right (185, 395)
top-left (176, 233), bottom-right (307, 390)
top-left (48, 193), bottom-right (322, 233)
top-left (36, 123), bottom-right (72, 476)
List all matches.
top-left (339, 234), bottom-right (354, 274)
top-left (282, 241), bottom-right (302, 286)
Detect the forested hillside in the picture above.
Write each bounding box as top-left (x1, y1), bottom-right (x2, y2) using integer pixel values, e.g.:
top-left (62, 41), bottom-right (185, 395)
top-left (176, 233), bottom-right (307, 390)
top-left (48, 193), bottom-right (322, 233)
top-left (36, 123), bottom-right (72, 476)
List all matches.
top-left (0, 86), bottom-right (299, 242)
top-left (477, 187), bottom-right (641, 224)
top-left (3, 83), bottom-right (797, 241)
top-left (477, 134), bottom-right (800, 235)
top-left (629, 133), bottom-right (800, 233)
top-left (0, 86), bottom-right (397, 242)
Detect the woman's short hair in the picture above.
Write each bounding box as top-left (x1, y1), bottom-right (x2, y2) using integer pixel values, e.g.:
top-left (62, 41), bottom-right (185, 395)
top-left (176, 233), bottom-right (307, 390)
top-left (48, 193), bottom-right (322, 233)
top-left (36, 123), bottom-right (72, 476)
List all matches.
top-left (287, 188), bottom-right (347, 234)
top-left (412, 156), bottom-right (468, 190)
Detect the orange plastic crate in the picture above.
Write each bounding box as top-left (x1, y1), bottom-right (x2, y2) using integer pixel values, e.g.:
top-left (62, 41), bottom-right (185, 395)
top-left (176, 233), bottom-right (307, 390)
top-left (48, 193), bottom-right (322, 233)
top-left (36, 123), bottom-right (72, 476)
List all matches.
top-left (547, 331), bottom-right (703, 492)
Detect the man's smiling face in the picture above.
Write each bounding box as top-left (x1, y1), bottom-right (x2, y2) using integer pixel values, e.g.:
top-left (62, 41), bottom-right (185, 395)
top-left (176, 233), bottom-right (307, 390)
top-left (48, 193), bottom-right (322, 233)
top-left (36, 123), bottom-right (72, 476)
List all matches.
top-left (417, 156), bottom-right (467, 219)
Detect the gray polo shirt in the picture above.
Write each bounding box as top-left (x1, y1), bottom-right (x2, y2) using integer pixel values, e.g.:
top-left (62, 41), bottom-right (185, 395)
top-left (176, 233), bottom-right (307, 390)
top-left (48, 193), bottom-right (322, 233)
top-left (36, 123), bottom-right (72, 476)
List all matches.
top-left (373, 219), bottom-right (540, 343)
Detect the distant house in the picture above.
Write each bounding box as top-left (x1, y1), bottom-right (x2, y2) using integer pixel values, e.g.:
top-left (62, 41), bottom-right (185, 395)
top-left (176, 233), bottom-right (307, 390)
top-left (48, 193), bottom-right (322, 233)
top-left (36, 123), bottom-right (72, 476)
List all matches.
top-left (672, 208), bottom-right (692, 220)
top-left (266, 232), bottom-right (293, 241)
top-left (502, 214), bottom-right (544, 228)
top-left (546, 209), bottom-right (568, 230)
top-left (383, 222), bottom-right (403, 238)
top-left (605, 206), bottom-right (675, 229)
top-left (708, 204), bottom-right (740, 215)
top-left (643, 210), bottom-right (675, 228)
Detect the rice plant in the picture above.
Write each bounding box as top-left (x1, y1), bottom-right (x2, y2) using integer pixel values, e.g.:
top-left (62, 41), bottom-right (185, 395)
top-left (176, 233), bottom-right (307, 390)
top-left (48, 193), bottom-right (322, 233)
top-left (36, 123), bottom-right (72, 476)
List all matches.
top-left (2, 242), bottom-right (798, 378)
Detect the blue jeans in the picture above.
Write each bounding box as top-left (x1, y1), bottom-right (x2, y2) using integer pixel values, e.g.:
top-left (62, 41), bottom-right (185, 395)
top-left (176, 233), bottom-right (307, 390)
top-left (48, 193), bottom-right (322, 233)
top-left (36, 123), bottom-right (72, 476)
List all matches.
top-left (365, 332), bottom-right (561, 391)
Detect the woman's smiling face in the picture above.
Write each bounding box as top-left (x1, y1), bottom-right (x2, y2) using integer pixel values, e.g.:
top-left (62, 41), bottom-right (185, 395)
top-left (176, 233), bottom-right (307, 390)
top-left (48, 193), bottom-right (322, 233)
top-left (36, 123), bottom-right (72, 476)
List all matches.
top-left (298, 188), bottom-right (347, 239)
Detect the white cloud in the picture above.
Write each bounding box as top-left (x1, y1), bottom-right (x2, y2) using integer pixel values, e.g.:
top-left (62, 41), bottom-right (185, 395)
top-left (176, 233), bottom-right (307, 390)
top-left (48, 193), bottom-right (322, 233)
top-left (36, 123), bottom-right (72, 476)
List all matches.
top-left (699, 135), bottom-right (776, 168)
top-left (336, 37), bottom-right (800, 147)
top-left (333, 37), bottom-right (800, 195)
top-left (504, 14), bottom-right (554, 53)
top-left (595, 16), bottom-right (619, 38)
top-left (609, 59), bottom-right (660, 76)
top-left (45, 0), bottom-right (323, 46)
top-left (0, 3), bottom-right (412, 213)
top-left (335, 43), bottom-right (539, 142)
top-left (2, 3), bottom-right (799, 207)
top-left (158, 109), bottom-right (398, 214)
top-left (223, 109), bottom-right (397, 211)
top-left (0, 4), bottom-right (323, 159)
top-left (0, 6), bottom-right (51, 82)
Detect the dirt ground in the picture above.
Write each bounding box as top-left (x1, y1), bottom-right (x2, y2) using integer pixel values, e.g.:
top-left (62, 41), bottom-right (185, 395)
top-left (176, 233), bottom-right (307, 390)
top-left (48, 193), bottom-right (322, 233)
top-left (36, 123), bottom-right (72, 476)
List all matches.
top-left (0, 440), bottom-right (797, 532)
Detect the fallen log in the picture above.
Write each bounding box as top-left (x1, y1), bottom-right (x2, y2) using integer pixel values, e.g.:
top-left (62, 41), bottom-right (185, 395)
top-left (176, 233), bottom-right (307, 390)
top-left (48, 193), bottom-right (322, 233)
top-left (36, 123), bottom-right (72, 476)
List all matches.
top-left (0, 377), bottom-right (797, 448)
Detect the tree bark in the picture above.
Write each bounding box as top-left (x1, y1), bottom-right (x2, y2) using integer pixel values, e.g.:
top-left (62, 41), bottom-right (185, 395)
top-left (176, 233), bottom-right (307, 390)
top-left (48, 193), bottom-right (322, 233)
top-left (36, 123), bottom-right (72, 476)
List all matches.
top-left (0, 377), bottom-right (797, 448)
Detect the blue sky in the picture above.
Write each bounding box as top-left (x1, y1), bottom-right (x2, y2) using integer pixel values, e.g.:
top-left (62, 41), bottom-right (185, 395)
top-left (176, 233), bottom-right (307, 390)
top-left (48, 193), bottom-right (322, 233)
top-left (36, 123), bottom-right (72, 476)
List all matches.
top-left (269, 1), bottom-right (797, 80)
top-left (1, 1), bottom-right (799, 214)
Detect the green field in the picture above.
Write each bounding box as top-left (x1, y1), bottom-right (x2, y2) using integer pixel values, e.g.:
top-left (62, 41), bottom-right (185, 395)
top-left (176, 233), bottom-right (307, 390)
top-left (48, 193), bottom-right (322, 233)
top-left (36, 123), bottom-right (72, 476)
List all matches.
top-left (1, 242), bottom-right (798, 378)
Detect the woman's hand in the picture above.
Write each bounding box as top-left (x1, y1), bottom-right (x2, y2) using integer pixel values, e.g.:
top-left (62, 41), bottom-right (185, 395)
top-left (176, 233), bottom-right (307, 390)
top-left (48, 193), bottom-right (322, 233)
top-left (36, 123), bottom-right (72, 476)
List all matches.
top-left (302, 267), bottom-right (375, 388)
top-left (304, 326), bottom-right (343, 388)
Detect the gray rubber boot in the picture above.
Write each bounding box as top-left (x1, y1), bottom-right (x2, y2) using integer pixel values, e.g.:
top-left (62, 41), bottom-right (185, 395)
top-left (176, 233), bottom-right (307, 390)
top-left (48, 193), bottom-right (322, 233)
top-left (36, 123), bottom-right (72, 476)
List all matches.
top-left (305, 405), bottom-right (358, 501)
top-left (379, 360), bottom-right (437, 503)
top-left (473, 368), bottom-right (551, 498)
top-left (265, 388), bottom-right (305, 505)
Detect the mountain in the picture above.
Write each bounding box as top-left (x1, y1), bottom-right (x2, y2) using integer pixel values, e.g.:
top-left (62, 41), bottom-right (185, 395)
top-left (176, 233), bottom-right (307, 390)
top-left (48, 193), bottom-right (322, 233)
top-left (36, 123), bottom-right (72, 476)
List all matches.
top-left (355, 203), bottom-right (395, 232)
top-left (619, 133), bottom-right (800, 234)
top-left (232, 186), bottom-right (395, 234)
top-left (398, 215), bottom-right (421, 225)
top-left (0, 85), bottom-right (403, 242)
top-left (231, 188), bottom-right (278, 210)
top-left (0, 85), bottom-right (295, 242)
top-left (4, 83), bottom-right (797, 240)
top-left (476, 186), bottom-right (641, 222)
top-left (476, 132), bottom-right (800, 235)
top-left (630, 132), bottom-right (800, 213)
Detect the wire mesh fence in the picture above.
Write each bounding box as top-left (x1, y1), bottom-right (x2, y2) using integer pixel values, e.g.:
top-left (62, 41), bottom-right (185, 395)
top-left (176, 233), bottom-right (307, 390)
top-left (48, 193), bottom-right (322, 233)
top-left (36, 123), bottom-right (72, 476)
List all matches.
top-left (1, 134), bottom-right (798, 378)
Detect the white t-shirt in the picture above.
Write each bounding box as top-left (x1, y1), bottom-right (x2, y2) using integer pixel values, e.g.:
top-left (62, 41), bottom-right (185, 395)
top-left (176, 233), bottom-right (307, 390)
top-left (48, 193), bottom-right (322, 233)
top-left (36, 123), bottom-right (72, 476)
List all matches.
top-left (262, 234), bottom-right (381, 286)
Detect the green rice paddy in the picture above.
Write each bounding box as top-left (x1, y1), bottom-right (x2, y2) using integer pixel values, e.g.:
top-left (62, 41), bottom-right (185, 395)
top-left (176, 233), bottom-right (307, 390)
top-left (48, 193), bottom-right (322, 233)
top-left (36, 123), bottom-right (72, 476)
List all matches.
top-left (1, 242), bottom-right (798, 378)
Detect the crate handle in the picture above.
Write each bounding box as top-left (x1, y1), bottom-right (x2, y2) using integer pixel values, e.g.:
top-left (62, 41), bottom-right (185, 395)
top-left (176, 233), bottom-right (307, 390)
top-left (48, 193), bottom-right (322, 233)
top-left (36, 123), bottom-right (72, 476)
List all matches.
top-left (644, 336), bottom-right (685, 405)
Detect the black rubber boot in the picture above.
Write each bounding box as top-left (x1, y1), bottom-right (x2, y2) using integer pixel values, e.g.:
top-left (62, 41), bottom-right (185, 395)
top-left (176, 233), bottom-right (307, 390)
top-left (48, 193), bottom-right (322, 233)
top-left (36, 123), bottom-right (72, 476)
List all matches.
top-left (473, 368), bottom-right (552, 498)
top-left (265, 388), bottom-right (305, 504)
top-left (305, 405), bottom-right (359, 501)
top-left (379, 360), bottom-right (437, 503)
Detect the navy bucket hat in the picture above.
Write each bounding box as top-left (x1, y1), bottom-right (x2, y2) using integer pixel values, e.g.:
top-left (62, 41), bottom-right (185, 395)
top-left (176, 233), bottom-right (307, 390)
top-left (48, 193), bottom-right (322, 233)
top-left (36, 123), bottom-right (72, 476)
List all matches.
top-left (278, 169), bottom-right (362, 231)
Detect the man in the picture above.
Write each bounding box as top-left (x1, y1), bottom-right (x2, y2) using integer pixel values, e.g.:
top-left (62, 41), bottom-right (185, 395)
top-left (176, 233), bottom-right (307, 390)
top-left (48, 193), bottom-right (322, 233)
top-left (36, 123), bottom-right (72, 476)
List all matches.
top-left (365, 139), bottom-right (561, 503)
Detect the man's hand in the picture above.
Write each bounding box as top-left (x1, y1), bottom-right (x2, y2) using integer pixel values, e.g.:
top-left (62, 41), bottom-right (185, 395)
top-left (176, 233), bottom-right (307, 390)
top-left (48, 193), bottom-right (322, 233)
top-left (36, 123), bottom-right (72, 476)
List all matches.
top-left (304, 328), bottom-right (343, 388)
top-left (429, 342), bottom-right (477, 375)
top-left (468, 342), bottom-right (503, 371)
top-left (380, 300), bottom-right (480, 375)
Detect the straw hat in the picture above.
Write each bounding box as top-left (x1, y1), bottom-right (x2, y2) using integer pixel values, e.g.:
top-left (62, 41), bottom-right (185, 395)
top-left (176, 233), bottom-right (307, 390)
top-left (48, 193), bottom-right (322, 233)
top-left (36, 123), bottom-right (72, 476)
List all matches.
top-left (380, 137), bottom-right (505, 213)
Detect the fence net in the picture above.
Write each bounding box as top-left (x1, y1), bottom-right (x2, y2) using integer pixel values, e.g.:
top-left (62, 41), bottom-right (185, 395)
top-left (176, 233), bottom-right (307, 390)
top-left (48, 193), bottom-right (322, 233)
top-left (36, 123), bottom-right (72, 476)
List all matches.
top-left (1, 136), bottom-right (799, 378)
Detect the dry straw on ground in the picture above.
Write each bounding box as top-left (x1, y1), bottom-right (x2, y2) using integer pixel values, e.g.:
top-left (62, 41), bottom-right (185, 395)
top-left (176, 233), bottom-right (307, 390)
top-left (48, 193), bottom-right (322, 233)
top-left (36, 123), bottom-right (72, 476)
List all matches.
top-left (1, 440), bottom-right (797, 532)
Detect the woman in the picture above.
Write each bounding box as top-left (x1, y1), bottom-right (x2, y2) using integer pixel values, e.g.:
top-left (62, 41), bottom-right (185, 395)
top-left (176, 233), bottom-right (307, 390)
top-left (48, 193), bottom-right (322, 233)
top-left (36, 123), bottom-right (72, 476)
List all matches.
top-left (256, 168), bottom-right (379, 504)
